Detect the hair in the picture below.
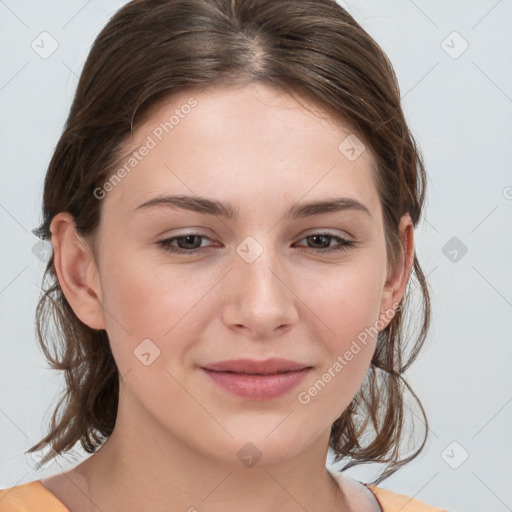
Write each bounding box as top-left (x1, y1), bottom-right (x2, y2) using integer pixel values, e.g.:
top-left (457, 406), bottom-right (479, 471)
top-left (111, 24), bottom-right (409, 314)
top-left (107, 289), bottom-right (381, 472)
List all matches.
top-left (28, 0), bottom-right (431, 485)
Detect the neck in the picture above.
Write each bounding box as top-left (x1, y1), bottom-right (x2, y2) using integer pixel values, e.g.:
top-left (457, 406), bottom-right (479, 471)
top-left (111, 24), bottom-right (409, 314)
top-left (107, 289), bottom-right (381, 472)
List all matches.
top-left (71, 393), bottom-right (349, 512)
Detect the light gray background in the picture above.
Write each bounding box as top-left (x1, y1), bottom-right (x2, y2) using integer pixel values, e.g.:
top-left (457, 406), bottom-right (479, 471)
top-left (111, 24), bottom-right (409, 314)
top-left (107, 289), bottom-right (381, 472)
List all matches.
top-left (1, 1), bottom-right (511, 511)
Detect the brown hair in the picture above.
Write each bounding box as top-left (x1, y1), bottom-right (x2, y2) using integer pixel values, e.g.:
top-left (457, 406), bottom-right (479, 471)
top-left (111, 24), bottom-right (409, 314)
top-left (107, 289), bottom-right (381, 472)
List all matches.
top-left (29, 0), bottom-right (431, 485)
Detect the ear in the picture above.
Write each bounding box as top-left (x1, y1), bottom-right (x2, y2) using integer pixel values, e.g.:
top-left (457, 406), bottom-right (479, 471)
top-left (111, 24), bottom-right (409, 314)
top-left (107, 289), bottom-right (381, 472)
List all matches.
top-left (377, 213), bottom-right (415, 328)
top-left (49, 212), bottom-right (106, 330)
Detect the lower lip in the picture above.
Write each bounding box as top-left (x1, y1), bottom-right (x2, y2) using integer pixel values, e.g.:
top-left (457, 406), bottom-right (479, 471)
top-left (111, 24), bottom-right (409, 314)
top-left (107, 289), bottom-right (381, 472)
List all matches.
top-left (201, 368), bottom-right (311, 400)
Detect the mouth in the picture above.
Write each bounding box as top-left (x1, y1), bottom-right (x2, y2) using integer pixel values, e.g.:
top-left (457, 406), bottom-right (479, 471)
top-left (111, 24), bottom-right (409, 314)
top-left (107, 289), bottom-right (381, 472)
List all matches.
top-left (201, 357), bottom-right (312, 375)
top-left (204, 369), bottom-right (310, 375)
top-left (200, 365), bottom-right (312, 401)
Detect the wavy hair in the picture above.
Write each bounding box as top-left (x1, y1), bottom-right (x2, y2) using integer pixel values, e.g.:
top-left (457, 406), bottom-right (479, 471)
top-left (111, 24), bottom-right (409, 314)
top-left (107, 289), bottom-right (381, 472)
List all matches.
top-left (28, 0), bottom-right (431, 485)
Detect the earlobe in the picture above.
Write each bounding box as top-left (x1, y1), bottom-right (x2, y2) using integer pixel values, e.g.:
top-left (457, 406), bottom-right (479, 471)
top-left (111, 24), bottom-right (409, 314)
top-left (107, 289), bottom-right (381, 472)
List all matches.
top-left (378, 213), bottom-right (415, 328)
top-left (49, 212), bottom-right (106, 331)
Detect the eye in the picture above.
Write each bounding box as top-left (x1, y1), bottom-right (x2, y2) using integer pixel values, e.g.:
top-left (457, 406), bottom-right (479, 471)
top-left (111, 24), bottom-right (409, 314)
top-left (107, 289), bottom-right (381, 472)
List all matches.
top-left (157, 234), bottom-right (213, 255)
top-left (156, 232), bottom-right (355, 256)
top-left (293, 232), bottom-right (355, 254)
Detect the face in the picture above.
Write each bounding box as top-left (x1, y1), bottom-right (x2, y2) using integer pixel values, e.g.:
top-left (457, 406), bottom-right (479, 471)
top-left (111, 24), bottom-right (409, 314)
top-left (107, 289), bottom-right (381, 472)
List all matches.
top-left (56, 82), bottom-right (409, 467)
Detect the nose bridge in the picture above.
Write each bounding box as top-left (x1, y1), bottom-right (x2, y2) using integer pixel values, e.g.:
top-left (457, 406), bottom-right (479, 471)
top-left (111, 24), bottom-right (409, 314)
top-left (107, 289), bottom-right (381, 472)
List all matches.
top-left (224, 233), bottom-right (298, 333)
top-left (235, 234), bottom-right (285, 298)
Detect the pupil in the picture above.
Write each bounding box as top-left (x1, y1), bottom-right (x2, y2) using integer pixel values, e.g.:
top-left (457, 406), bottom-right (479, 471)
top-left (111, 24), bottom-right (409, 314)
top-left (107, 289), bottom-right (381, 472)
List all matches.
top-left (180, 235), bottom-right (200, 249)
top-left (311, 235), bottom-right (328, 248)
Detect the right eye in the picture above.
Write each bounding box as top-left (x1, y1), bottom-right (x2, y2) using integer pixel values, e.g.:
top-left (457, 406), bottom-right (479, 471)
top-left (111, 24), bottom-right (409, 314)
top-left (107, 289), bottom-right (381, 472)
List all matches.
top-left (157, 234), bottom-right (215, 255)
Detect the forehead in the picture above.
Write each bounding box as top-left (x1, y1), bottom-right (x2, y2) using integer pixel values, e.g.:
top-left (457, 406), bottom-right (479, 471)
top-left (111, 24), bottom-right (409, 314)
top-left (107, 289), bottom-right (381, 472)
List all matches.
top-left (101, 82), bottom-right (380, 221)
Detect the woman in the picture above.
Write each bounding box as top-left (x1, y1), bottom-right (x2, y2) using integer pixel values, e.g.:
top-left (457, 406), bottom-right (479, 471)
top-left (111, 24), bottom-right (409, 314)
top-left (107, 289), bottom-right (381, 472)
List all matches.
top-left (0, 0), bottom-right (449, 510)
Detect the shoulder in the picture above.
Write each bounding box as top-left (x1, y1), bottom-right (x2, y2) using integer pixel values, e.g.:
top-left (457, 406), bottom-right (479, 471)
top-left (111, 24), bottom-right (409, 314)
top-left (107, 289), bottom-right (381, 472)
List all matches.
top-left (0, 480), bottom-right (69, 511)
top-left (366, 483), bottom-right (451, 512)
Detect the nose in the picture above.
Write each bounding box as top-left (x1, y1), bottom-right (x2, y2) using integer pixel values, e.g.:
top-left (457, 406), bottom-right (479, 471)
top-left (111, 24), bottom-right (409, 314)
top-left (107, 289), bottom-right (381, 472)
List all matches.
top-left (221, 242), bottom-right (299, 338)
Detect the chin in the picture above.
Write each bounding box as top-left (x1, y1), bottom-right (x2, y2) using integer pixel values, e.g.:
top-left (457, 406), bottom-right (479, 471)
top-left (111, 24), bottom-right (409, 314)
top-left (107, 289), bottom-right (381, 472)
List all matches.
top-left (204, 428), bottom-right (316, 468)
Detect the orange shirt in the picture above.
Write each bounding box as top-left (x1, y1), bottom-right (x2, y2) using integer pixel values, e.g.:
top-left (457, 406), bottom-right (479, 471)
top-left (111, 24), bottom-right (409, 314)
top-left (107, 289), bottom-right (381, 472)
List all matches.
top-left (0, 478), bottom-right (449, 511)
top-left (0, 481), bottom-right (69, 512)
top-left (366, 483), bottom-right (449, 511)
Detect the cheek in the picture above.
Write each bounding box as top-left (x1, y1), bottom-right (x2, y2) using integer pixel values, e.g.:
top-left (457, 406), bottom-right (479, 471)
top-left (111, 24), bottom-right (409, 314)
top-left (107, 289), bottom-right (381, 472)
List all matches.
top-left (295, 262), bottom-right (383, 413)
top-left (300, 257), bottom-right (383, 345)
top-left (98, 252), bottom-right (217, 371)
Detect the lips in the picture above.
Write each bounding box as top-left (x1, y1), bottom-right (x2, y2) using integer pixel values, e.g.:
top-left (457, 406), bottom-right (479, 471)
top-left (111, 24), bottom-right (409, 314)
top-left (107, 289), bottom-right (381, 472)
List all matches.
top-left (201, 357), bottom-right (311, 375)
top-left (200, 358), bottom-right (313, 400)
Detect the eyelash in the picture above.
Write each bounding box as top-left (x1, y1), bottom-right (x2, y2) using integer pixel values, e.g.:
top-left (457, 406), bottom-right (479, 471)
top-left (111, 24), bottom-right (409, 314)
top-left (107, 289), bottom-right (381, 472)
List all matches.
top-left (156, 232), bottom-right (355, 256)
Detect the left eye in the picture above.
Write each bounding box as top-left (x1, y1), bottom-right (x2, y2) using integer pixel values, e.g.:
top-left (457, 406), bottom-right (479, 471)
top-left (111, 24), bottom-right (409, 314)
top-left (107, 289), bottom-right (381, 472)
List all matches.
top-left (157, 232), bottom-right (355, 256)
top-left (295, 233), bottom-right (355, 254)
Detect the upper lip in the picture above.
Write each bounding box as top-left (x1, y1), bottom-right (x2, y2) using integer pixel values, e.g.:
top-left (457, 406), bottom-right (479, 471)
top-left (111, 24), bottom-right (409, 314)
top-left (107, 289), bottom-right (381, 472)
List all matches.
top-left (201, 358), bottom-right (312, 375)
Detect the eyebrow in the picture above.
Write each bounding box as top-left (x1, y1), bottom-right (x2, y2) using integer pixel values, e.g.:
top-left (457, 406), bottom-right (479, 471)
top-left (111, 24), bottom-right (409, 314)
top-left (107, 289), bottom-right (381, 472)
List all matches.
top-left (133, 194), bottom-right (372, 219)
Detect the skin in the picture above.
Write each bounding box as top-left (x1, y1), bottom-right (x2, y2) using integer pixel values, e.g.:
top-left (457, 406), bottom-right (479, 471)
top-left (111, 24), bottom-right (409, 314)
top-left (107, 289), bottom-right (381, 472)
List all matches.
top-left (41, 82), bottom-right (414, 512)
